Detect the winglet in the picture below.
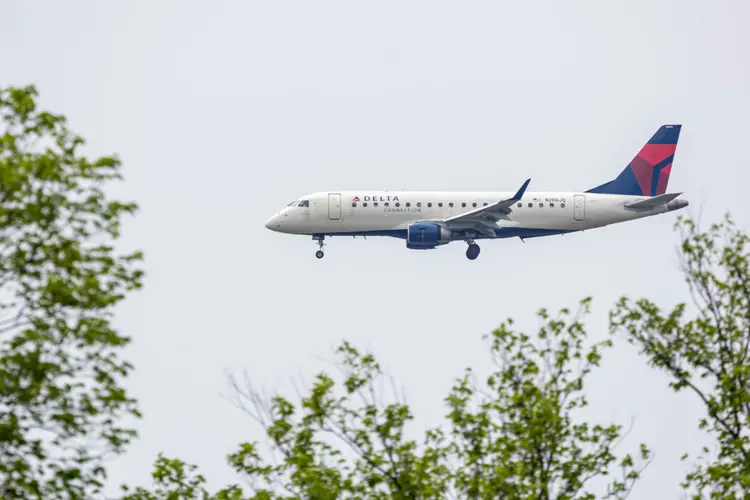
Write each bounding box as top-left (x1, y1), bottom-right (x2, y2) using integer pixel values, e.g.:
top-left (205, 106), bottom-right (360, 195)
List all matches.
top-left (512, 178), bottom-right (531, 200)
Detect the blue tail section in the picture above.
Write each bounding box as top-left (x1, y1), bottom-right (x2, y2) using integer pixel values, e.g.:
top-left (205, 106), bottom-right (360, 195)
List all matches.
top-left (586, 124), bottom-right (682, 196)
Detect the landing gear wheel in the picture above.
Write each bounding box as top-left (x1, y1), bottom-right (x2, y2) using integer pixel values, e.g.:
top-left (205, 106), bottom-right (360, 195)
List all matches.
top-left (466, 243), bottom-right (480, 260)
top-left (313, 235), bottom-right (326, 259)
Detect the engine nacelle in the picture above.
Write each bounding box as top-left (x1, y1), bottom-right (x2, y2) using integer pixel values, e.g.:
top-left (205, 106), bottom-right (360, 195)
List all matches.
top-left (406, 223), bottom-right (452, 249)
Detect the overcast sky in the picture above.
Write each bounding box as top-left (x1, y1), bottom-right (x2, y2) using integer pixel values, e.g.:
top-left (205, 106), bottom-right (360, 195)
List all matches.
top-left (3, 1), bottom-right (749, 497)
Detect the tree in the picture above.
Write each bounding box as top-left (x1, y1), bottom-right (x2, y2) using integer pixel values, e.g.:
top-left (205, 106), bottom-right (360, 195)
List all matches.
top-left (124, 299), bottom-right (651, 499)
top-left (610, 213), bottom-right (750, 497)
top-left (0, 85), bottom-right (144, 498)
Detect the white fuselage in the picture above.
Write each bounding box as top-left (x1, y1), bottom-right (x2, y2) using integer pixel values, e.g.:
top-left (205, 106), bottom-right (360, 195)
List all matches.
top-left (265, 190), bottom-right (687, 240)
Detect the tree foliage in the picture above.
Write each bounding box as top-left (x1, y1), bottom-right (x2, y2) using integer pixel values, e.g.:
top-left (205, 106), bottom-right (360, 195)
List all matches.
top-left (0, 85), bottom-right (144, 498)
top-left (124, 299), bottom-right (650, 499)
top-left (610, 213), bottom-right (750, 497)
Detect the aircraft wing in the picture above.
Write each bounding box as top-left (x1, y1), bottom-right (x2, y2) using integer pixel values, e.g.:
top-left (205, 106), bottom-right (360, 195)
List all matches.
top-left (443, 178), bottom-right (531, 226)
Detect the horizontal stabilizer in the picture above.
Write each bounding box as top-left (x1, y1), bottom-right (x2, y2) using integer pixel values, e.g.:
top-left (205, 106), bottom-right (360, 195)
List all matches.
top-left (624, 192), bottom-right (682, 210)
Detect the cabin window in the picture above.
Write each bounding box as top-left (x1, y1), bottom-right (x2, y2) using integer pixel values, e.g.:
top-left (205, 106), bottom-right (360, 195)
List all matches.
top-left (363, 202), bottom-right (368, 207)
top-left (462, 202), bottom-right (466, 207)
top-left (517, 203), bottom-right (522, 207)
top-left (550, 203), bottom-right (554, 207)
top-left (538, 203), bottom-right (543, 207)
top-left (352, 202), bottom-right (357, 207)
top-left (406, 202), bottom-right (411, 207)
top-left (528, 203), bottom-right (533, 207)
top-left (373, 202), bottom-right (378, 207)
top-left (427, 202), bottom-right (432, 207)
top-left (483, 202), bottom-right (488, 206)
top-left (449, 202), bottom-right (454, 207)
top-left (384, 202), bottom-right (389, 206)
top-left (438, 202), bottom-right (443, 207)
top-left (472, 203), bottom-right (477, 207)
top-left (561, 203), bottom-right (565, 208)
top-left (395, 202), bottom-right (400, 207)
top-left (416, 202), bottom-right (421, 207)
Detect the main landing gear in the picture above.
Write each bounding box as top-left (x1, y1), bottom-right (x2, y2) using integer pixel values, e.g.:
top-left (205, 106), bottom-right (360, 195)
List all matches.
top-left (465, 239), bottom-right (481, 260)
top-left (313, 235), bottom-right (325, 259)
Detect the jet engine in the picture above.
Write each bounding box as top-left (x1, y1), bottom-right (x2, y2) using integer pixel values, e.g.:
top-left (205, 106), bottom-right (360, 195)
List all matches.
top-left (406, 223), bottom-right (452, 249)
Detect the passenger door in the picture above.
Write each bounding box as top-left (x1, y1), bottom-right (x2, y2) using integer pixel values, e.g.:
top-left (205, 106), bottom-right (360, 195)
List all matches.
top-left (573, 194), bottom-right (585, 221)
top-left (328, 193), bottom-right (342, 220)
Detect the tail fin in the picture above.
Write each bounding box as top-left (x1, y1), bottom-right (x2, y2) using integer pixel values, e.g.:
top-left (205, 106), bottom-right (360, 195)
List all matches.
top-left (586, 124), bottom-right (682, 196)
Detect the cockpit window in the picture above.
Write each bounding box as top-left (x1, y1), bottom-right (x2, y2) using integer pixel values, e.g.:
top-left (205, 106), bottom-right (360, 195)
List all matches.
top-left (298, 200), bottom-right (309, 207)
top-left (287, 201), bottom-right (298, 206)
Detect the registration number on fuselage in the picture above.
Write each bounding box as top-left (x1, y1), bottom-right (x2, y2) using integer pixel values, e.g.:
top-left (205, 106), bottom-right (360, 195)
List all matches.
top-left (544, 197), bottom-right (567, 203)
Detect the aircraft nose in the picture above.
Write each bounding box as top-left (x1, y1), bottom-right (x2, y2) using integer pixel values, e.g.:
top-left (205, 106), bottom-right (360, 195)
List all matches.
top-left (265, 214), bottom-right (281, 231)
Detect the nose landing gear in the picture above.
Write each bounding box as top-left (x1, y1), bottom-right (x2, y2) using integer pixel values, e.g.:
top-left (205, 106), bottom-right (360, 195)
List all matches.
top-left (465, 239), bottom-right (480, 260)
top-left (313, 235), bottom-right (325, 259)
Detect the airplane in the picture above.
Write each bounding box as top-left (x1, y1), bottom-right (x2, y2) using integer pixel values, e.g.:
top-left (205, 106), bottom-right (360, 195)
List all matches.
top-left (264, 124), bottom-right (688, 260)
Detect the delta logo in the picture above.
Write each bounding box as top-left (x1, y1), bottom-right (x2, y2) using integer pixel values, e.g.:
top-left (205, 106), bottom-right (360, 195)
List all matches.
top-left (352, 195), bottom-right (399, 202)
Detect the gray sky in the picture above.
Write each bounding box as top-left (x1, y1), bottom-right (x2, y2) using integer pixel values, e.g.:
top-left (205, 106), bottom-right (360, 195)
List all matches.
top-left (3, 1), bottom-right (749, 497)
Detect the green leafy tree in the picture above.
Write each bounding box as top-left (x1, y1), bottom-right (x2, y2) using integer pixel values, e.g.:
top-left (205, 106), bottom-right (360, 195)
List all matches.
top-left (124, 299), bottom-right (651, 499)
top-left (610, 214), bottom-right (750, 498)
top-left (0, 85), bottom-right (144, 498)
